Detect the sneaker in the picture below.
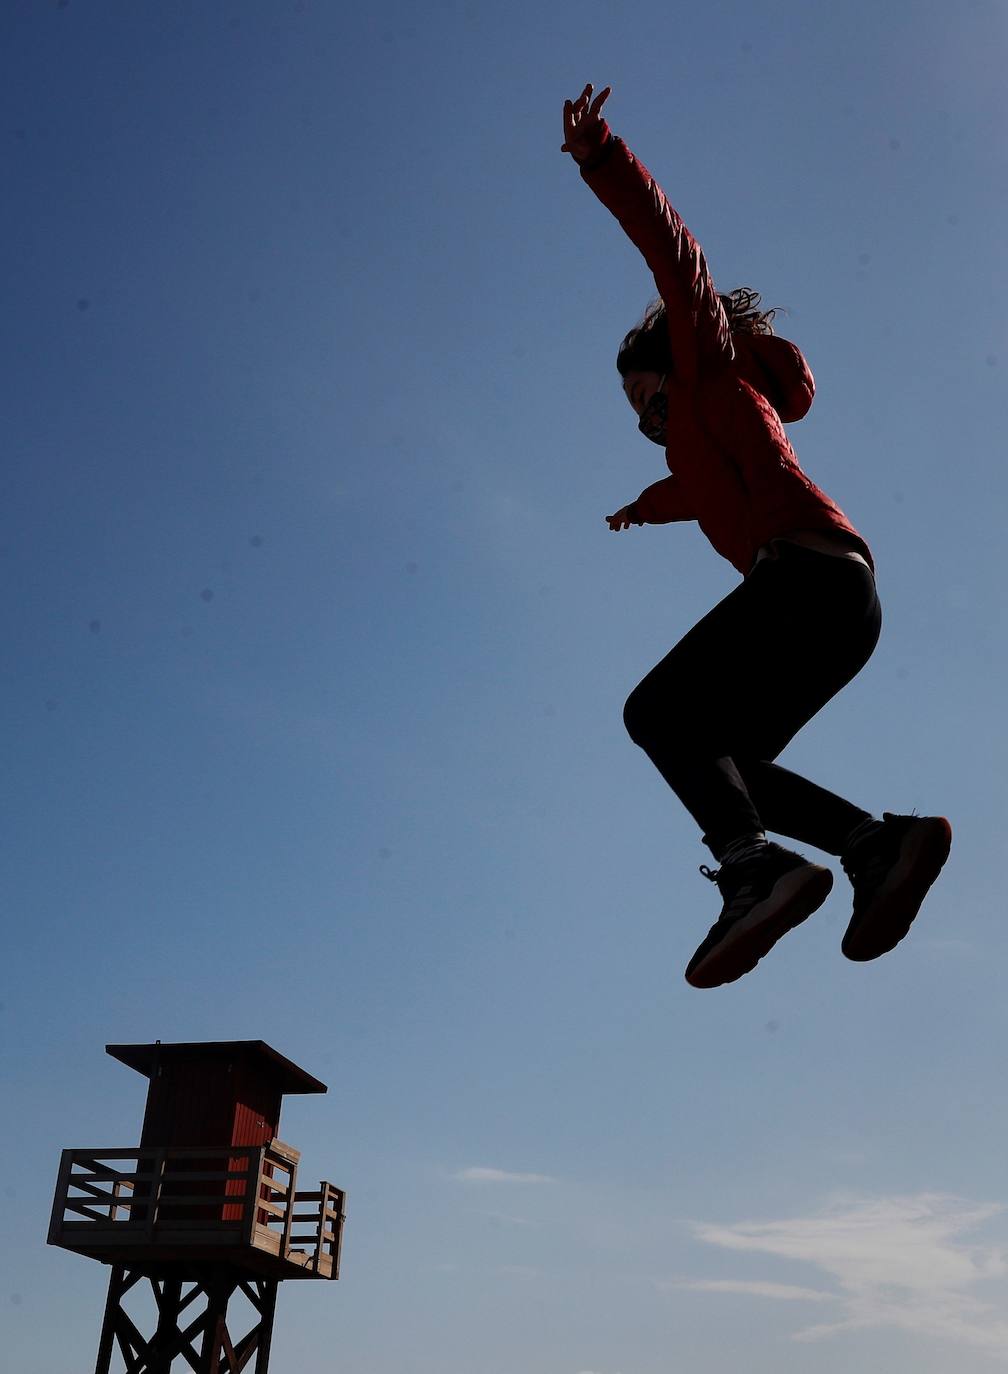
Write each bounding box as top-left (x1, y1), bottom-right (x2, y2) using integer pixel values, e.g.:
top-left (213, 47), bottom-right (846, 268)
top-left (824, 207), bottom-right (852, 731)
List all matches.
top-left (685, 844), bottom-right (833, 988)
top-left (840, 812), bottom-right (952, 961)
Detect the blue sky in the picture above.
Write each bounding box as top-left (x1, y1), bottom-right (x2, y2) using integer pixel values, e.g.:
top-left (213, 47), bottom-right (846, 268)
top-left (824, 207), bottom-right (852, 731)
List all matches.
top-left (3, 1), bottom-right (1008, 1370)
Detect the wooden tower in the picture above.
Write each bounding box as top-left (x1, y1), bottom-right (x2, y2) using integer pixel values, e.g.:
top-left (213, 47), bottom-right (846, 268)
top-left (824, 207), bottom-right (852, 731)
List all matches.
top-left (48, 1040), bottom-right (346, 1374)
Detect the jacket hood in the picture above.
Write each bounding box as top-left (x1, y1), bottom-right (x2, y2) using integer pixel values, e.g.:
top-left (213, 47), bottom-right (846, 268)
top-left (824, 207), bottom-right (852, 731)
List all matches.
top-left (731, 332), bottom-right (815, 422)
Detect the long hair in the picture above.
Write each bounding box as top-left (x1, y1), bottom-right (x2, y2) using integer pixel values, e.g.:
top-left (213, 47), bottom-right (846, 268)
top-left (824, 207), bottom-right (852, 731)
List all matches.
top-left (615, 288), bottom-right (778, 378)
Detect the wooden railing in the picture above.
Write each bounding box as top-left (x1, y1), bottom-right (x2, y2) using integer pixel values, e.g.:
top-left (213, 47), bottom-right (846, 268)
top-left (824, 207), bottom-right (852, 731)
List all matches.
top-left (284, 1180), bottom-right (345, 1277)
top-left (48, 1144), bottom-right (345, 1279)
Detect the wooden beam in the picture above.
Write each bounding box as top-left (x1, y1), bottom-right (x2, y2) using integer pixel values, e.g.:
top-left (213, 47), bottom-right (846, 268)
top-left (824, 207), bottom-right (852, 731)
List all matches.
top-left (253, 1282), bottom-right (278, 1374)
top-left (47, 1150), bottom-right (75, 1246)
top-left (93, 1265), bottom-right (126, 1374)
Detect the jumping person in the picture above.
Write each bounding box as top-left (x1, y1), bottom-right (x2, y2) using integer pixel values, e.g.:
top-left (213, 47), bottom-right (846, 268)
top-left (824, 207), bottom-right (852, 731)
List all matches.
top-left (561, 83), bottom-right (951, 988)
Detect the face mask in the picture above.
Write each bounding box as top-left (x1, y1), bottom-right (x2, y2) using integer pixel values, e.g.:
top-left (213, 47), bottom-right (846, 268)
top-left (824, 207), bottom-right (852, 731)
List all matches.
top-left (636, 377), bottom-right (668, 445)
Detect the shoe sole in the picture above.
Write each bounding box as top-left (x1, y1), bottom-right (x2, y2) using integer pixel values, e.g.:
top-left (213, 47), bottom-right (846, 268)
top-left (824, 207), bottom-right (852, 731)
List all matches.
top-left (686, 865), bottom-right (834, 989)
top-left (841, 817), bottom-right (953, 961)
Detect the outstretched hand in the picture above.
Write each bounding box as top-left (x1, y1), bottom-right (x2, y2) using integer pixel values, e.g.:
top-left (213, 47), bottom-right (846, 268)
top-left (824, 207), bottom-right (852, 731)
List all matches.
top-left (606, 505), bottom-right (637, 531)
top-left (562, 82), bottom-right (612, 161)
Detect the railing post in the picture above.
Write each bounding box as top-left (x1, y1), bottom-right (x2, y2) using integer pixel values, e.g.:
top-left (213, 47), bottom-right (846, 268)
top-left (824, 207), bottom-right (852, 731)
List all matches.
top-left (314, 1183), bottom-right (329, 1275)
top-left (332, 1187), bottom-right (346, 1279)
top-left (278, 1152), bottom-right (297, 1263)
top-left (244, 1147), bottom-right (265, 1246)
top-left (47, 1149), bottom-right (74, 1247)
top-left (146, 1150), bottom-right (166, 1241)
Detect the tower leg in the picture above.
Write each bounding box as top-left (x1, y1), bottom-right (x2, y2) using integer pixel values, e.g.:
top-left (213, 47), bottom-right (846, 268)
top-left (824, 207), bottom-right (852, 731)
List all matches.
top-left (149, 1278), bottom-right (184, 1374)
top-left (253, 1281), bottom-right (278, 1374)
top-left (199, 1276), bottom-right (239, 1374)
top-left (94, 1266), bottom-right (127, 1374)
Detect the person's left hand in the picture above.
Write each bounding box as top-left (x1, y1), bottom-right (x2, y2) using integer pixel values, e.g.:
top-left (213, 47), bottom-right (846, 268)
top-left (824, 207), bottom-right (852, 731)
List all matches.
top-left (606, 505), bottom-right (638, 531)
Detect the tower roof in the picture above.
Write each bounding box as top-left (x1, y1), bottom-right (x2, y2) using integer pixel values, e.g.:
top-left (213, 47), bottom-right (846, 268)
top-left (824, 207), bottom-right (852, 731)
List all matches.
top-left (105, 1040), bottom-right (328, 1095)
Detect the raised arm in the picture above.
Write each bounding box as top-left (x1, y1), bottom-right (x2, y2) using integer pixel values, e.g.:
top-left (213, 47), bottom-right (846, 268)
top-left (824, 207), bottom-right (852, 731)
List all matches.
top-left (562, 84), bottom-right (733, 389)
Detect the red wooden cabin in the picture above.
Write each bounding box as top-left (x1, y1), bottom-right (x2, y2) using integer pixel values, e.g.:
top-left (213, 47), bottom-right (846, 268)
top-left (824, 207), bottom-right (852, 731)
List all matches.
top-left (112, 1039), bottom-right (326, 1153)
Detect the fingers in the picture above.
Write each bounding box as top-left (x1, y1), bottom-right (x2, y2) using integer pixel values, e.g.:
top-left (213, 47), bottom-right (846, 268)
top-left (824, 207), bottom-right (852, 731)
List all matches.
top-left (563, 94), bottom-right (584, 139)
top-left (589, 86), bottom-right (611, 117)
top-left (565, 82), bottom-right (603, 126)
top-left (575, 83), bottom-right (609, 119)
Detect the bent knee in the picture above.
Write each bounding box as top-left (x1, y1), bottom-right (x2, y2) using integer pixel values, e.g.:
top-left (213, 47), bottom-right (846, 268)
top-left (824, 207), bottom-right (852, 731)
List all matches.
top-left (623, 682), bottom-right (660, 748)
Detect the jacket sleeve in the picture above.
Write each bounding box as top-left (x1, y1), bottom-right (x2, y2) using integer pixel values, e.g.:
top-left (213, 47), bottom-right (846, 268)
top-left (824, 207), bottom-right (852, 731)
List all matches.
top-left (631, 475), bottom-right (696, 525)
top-left (580, 128), bottom-right (734, 387)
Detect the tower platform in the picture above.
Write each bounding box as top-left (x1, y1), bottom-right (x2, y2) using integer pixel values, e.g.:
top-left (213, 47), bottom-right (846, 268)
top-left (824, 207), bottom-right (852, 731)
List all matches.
top-left (49, 1141), bottom-right (344, 1280)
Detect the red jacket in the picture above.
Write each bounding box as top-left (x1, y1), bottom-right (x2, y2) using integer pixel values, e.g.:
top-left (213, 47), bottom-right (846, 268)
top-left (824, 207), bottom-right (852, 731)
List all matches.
top-left (580, 129), bottom-right (874, 576)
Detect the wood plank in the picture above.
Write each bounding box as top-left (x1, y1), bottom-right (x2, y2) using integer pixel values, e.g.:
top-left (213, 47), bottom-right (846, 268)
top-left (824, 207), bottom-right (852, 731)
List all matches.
top-left (63, 1199), bottom-right (116, 1223)
top-left (251, 1202), bottom-right (285, 1223)
top-left (220, 1322), bottom-right (239, 1373)
top-left (127, 1191), bottom-right (237, 1209)
top-left (72, 1166), bottom-right (146, 1183)
top-left (146, 1150), bottom-right (166, 1240)
top-left (251, 1229), bottom-right (282, 1256)
top-left (317, 1183), bottom-right (333, 1274)
top-left (113, 1305), bottom-right (149, 1374)
top-left (252, 1281), bottom-right (278, 1373)
top-left (259, 1180), bottom-right (290, 1198)
top-left (69, 1180), bottom-right (129, 1208)
top-left (241, 1147), bottom-right (265, 1246)
top-left (71, 1144), bottom-right (259, 1162)
top-left (233, 1325), bottom-right (260, 1374)
top-left (177, 1283), bottom-right (204, 1317)
top-left (145, 1223), bottom-right (243, 1238)
top-left (177, 1337), bottom-right (203, 1374)
top-left (53, 1220), bottom-right (145, 1234)
top-left (267, 1138), bottom-right (301, 1164)
top-left (237, 1279), bottom-right (263, 1315)
top-left (94, 1265), bottom-right (126, 1374)
top-left (46, 1150), bottom-right (74, 1246)
top-left (156, 1168), bottom-right (254, 1184)
top-left (74, 1152), bottom-right (144, 1172)
top-left (278, 1152), bottom-right (298, 1264)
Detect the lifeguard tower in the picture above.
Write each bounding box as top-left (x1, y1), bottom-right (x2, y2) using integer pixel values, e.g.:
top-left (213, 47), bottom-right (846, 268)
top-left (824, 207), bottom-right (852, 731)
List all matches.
top-left (48, 1040), bottom-right (346, 1373)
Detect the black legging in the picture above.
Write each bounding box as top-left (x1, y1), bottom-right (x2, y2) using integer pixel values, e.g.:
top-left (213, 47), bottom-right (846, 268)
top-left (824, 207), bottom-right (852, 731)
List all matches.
top-left (622, 541), bottom-right (883, 860)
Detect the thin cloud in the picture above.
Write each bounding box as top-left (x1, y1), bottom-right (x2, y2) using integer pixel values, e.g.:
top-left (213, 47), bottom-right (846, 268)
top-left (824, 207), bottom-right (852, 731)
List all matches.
top-left (454, 1166), bottom-right (554, 1184)
top-left (498, 1264), bottom-right (540, 1279)
top-left (686, 1193), bottom-right (1008, 1357)
top-left (919, 936), bottom-right (976, 956)
top-left (668, 1278), bottom-right (832, 1303)
top-left (482, 1209), bottom-right (534, 1226)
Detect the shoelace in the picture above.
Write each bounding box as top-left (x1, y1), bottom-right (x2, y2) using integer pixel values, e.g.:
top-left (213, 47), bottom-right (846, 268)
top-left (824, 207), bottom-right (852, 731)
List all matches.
top-left (699, 863), bottom-right (757, 921)
top-left (841, 838), bottom-right (890, 887)
top-left (843, 854), bottom-right (890, 894)
top-left (841, 814), bottom-right (915, 885)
